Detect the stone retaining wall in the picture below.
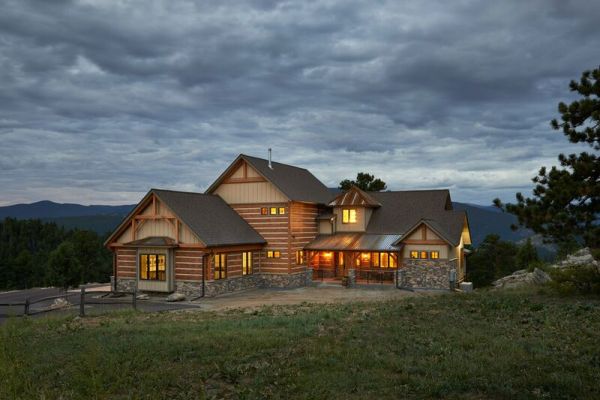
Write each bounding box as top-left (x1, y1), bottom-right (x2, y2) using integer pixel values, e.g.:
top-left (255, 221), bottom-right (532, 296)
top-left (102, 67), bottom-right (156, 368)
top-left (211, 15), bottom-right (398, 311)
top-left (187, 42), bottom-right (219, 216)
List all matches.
top-left (399, 260), bottom-right (455, 290)
top-left (116, 278), bottom-right (136, 292)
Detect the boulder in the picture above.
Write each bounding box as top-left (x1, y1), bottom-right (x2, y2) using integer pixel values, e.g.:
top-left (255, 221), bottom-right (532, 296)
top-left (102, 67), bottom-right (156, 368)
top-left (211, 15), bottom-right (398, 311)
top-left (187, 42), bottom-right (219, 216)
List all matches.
top-left (136, 293), bottom-right (150, 300)
top-left (492, 268), bottom-right (551, 289)
top-left (551, 248), bottom-right (598, 269)
top-left (51, 297), bottom-right (70, 309)
top-left (166, 292), bottom-right (186, 302)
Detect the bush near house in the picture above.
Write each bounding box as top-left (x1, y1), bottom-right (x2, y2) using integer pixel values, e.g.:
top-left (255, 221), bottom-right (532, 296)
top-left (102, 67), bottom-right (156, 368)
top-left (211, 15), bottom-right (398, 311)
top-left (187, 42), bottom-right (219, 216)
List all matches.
top-left (1, 289), bottom-right (600, 399)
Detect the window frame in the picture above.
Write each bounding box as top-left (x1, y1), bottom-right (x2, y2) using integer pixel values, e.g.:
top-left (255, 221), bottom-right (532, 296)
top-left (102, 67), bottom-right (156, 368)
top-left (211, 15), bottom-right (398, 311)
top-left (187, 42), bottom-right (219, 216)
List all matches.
top-left (278, 207), bottom-right (286, 215)
top-left (410, 251), bottom-right (419, 259)
top-left (213, 253), bottom-right (227, 280)
top-left (342, 208), bottom-right (357, 224)
top-left (242, 251), bottom-right (253, 275)
top-left (267, 250), bottom-right (281, 259)
top-left (261, 207), bottom-right (268, 215)
top-left (270, 207), bottom-right (278, 215)
top-left (139, 254), bottom-right (167, 281)
top-left (296, 250), bottom-right (304, 265)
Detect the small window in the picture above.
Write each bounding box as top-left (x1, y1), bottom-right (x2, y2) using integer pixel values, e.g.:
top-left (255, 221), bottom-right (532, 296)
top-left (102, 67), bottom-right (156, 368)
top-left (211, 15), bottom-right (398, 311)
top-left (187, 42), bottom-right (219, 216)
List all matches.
top-left (214, 253), bottom-right (227, 280)
top-left (296, 250), bottom-right (304, 265)
top-left (242, 252), bottom-right (253, 275)
top-left (261, 207), bottom-right (268, 215)
top-left (267, 250), bottom-right (274, 258)
top-left (342, 209), bottom-right (357, 224)
top-left (274, 251), bottom-right (281, 258)
top-left (430, 251), bottom-right (439, 259)
top-left (420, 251), bottom-right (428, 259)
top-left (410, 251), bottom-right (419, 259)
top-left (270, 207), bottom-right (278, 215)
top-left (279, 207), bottom-right (286, 215)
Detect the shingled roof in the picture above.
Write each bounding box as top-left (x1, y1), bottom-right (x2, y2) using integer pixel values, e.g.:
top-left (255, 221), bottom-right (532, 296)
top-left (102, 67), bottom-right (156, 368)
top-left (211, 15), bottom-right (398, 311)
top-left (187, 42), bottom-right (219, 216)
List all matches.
top-left (365, 190), bottom-right (467, 246)
top-left (105, 189), bottom-right (266, 248)
top-left (206, 154), bottom-right (333, 204)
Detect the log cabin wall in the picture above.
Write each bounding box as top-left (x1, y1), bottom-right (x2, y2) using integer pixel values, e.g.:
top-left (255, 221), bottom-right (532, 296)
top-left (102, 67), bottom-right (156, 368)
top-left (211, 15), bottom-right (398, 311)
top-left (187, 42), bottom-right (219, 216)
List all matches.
top-left (116, 248), bottom-right (136, 279)
top-left (174, 248), bottom-right (204, 282)
top-left (228, 204), bottom-right (290, 274)
top-left (290, 202), bottom-right (320, 273)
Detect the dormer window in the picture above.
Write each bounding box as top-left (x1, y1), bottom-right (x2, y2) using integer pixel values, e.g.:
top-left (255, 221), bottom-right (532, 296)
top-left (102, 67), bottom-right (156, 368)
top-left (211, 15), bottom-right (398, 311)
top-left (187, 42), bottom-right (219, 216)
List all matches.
top-left (342, 209), bottom-right (357, 224)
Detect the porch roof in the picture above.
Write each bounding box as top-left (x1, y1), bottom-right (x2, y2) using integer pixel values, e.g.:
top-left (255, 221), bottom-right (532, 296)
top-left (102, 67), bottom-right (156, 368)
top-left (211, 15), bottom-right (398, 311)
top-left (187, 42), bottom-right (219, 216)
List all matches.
top-left (305, 233), bottom-right (403, 252)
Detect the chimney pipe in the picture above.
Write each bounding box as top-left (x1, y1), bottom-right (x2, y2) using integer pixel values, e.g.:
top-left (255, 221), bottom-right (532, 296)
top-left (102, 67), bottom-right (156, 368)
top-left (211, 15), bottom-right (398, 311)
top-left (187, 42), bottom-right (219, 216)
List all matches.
top-left (268, 148), bottom-right (273, 169)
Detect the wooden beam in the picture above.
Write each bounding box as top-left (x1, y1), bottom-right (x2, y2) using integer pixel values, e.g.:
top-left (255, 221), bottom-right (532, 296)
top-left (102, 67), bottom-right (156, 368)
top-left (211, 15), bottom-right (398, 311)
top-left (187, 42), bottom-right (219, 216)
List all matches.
top-left (131, 219), bottom-right (136, 241)
top-left (175, 219), bottom-right (180, 243)
top-left (223, 176), bottom-right (267, 184)
top-left (421, 225), bottom-right (426, 240)
top-left (134, 215), bottom-right (177, 220)
top-left (402, 239), bottom-right (448, 245)
top-left (153, 195), bottom-right (157, 216)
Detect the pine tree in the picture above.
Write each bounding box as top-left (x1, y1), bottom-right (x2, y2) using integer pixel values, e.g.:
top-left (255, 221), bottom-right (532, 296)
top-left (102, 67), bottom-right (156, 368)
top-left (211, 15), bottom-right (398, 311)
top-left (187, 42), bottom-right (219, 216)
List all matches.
top-left (516, 238), bottom-right (539, 270)
top-left (495, 66), bottom-right (600, 249)
top-left (339, 172), bottom-right (387, 191)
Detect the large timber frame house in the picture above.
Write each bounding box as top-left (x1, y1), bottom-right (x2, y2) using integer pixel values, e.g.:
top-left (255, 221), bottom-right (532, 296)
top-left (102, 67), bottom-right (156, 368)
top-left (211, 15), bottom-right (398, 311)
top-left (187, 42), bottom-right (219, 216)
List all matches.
top-left (105, 154), bottom-right (472, 297)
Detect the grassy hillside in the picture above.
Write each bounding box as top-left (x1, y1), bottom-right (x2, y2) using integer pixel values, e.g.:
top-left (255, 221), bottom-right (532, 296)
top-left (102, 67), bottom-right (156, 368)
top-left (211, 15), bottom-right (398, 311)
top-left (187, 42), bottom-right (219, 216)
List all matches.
top-left (1, 289), bottom-right (599, 399)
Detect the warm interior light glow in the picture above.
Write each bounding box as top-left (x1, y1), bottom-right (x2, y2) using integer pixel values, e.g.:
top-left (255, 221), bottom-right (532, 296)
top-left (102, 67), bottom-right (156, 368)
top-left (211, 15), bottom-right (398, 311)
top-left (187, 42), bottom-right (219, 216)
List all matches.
top-left (323, 252), bottom-right (332, 258)
top-left (361, 252), bottom-right (370, 260)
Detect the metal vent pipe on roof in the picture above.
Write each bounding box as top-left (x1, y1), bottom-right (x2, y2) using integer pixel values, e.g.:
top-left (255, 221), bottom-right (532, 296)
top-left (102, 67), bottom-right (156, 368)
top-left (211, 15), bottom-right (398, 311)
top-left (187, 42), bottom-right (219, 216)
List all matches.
top-left (268, 148), bottom-right (273, 169)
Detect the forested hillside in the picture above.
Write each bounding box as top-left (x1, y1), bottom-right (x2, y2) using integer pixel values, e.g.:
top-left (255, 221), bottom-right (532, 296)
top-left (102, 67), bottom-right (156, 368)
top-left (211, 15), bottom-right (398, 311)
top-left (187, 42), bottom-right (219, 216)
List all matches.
top-left (0, 218), bottom-right (112, 290)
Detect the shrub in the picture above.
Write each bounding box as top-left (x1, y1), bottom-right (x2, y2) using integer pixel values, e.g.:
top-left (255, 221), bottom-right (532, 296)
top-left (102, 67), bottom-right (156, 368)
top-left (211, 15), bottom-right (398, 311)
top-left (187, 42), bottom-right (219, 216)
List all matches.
top-left (548, 264), bottom-right (600, 295)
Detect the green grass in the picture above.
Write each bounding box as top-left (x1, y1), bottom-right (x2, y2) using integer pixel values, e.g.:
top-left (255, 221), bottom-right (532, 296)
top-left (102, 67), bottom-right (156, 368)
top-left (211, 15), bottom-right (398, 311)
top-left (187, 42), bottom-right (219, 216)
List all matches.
top-left (1, 289), bottom-right (600, 399)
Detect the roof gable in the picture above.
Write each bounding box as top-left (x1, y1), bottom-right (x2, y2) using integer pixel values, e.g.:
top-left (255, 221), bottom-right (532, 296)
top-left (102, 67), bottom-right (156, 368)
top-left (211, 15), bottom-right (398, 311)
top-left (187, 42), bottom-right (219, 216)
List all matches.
top-left (206, 154), bottom-right (332, 204)
top-left (329, 185), bottom-right (381, 208)
top-left (105, 189), bottom-right (266, 248)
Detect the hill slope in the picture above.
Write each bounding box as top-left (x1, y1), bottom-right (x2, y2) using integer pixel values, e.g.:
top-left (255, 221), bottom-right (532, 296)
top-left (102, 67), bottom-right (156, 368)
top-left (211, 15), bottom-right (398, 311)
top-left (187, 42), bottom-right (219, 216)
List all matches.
top-left (0, 200), bottom-right (135, 219)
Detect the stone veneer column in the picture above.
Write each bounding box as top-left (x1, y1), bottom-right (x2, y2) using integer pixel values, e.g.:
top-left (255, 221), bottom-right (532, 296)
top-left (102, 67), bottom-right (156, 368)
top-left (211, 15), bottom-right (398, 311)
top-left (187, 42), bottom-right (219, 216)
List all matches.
top-left (306, 267), bottom-right (313, 285)
top-left (347, 269), bottom-right (356, 287)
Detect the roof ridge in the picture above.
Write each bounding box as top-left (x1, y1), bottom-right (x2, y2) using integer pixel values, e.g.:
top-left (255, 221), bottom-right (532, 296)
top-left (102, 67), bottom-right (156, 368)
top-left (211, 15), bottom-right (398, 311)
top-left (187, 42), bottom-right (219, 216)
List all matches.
top-left (368, 189), bottom-right (450, 194)
top-left (241, 154), bottom-right (310, 171)
top-left (151, 188), bottom-right (210, 196)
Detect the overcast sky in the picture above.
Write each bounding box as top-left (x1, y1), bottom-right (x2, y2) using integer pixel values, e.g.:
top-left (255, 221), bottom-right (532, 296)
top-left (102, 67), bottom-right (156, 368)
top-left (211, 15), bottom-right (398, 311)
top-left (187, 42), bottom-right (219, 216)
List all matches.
top-left (1, 0), bottom-right (598, 206)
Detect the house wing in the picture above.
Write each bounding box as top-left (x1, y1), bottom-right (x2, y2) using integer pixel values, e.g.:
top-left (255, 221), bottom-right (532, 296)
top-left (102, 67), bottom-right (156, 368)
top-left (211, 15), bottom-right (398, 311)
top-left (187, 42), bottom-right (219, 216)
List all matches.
top-left (206, 154), bottom-right (332, 204)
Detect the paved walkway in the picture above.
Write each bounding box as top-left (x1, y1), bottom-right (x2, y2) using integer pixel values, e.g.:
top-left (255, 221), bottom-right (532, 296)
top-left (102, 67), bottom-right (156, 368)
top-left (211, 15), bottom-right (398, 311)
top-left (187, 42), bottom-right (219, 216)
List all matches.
top-left (191, 283), bottom-right (441, 312)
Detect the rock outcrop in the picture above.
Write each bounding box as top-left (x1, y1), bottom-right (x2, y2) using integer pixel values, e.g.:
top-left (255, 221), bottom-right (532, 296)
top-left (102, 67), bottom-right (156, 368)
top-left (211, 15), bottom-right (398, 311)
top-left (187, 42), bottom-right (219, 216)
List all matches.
top-left (492, 268), bottom-right (551, 289)
top-left (550, 248), bottom-right (599, 270)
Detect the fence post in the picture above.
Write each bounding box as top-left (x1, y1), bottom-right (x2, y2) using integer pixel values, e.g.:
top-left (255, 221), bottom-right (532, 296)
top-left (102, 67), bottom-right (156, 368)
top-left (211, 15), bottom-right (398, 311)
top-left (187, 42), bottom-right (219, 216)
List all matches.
top-left (79, 286), bottom-right (85, 317)
top-left (24, 298), bottom-right (30, 316)
top-left (133, 287), bottom-right (137, 311)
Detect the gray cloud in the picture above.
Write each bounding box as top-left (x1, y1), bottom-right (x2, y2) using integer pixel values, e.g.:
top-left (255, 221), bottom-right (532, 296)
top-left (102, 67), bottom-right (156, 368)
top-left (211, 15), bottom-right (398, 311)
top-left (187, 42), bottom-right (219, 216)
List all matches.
top-left (0, 0), bottom-right (599, 206)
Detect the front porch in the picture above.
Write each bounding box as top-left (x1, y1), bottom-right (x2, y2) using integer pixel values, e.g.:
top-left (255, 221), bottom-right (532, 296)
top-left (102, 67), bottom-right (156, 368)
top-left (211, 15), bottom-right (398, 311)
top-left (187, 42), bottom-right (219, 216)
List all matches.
top-left (307, 250), bottom-right (400, 285)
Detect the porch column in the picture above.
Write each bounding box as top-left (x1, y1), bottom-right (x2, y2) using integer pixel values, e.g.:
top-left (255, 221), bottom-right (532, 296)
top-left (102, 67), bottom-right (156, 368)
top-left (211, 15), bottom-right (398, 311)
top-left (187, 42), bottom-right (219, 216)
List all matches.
top-left (347, 268), bottom-right (356, 288)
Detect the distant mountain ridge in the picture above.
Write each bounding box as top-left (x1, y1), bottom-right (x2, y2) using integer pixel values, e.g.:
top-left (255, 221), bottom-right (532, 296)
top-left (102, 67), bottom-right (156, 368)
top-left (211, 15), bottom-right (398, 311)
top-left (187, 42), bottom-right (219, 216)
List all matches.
top-left (0, 200), bottom-right (532, 246)
top-left (0, 200), bottom-right (135, 219)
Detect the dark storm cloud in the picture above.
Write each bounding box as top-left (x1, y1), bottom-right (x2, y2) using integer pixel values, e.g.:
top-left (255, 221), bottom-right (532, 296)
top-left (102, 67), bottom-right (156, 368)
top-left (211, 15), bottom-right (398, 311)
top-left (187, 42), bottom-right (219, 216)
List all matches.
top-left (0, 0), bottom-right (599, 205)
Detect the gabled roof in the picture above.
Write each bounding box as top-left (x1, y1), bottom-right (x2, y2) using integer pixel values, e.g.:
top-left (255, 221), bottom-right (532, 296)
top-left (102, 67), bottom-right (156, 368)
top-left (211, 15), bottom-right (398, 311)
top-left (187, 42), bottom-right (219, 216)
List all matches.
top-left (363, 190), bottom-right (467, 246)
top-left (329, 185), bottom-right (381, 208)
top-left (123, 237), bottom-right (178, 247)
top-left (105, 189), bottom-right (266, 248)
top-left (206, 154), bottom-right (333, 204)
top-left (305, 233), bottom-right (403, 252)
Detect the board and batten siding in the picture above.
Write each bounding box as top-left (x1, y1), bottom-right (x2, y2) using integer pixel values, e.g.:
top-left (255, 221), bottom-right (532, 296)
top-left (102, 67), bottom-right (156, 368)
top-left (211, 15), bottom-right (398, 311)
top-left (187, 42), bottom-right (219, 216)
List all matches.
top-left (214, 182), bottom-right (288, 204)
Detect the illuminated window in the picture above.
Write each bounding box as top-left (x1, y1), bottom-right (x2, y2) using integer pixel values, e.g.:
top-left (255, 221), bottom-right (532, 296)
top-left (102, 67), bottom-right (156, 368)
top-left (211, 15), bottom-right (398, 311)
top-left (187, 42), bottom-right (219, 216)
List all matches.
top-left (430, 251), bottom-right (439, 259)
top-left (342, 209), bottom-right (357, 224)
top-left (381, 252), bottom-right (389, 268)
top-left (270, 207), bottom-right (278, 215)
top-left (139, 254), bottom-right (166, 281)
top-left (214, 253), bottom-right (227, 280)
top-left (410, 251), bottom-right (419, 259)
top-left (279, 207), bottom-right (286, 215)
top-left (420, 251), bottom-right (428, 259)
top-left (242, 252), bottom-right (253, 275)
top-left (372, 252), bottom-right (380, 267)
top-left (267, 250), bottom-right (281, 258)
top-left (296, 250), bottom-right (304, 265)
top-left (261, 207), bottom-right (268, 215)
top-left (390, 253), bottom-right (398, 267)
top-left (338, 252), bottom-right (344, 266)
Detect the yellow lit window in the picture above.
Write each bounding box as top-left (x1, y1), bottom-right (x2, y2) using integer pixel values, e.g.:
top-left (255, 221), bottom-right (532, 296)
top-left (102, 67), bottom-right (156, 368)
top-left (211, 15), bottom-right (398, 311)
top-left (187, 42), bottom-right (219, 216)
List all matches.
top-left (342, 209), bottom-right (357, 224)
top-left (242, 252), bottom-right (253, 275)
top-left (338, 252), bottom-right (344, 266)
top-left (267, 251), bottom-right (274, 258)
top-left (390, 253), bottom-right (398, 267)
top-left (274, 251), bottom-right (281, 258)
top-left (139, 254), bottom-right (166, 281)
top-left (270, 207), bottom-right (277, 215)
top-left (410, 251), bottom-right (419, 259)
top-left (381, 252), bottom-right (389, 268)
top-left (296, 250), bottom-right (304, 265)
top-left (214, 253), bottom-right (227, 280)
top-left (261, 207), bottom-right (268, 215)
top-left (279, 207), bottom-right (285, 215)
top-left (420, 251), bottom-right (428, 259)
top-left (372, 252), bottom-right (380, 267)
top-left (430, 251), bottom-right (439, 259)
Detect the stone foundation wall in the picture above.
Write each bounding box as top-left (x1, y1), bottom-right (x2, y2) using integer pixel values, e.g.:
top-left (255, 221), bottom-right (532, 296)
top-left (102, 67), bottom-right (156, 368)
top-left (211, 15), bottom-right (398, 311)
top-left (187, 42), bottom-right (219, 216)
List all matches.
top-left (174, 281), bottom-right (203, 298)
top-left (261, 271), bottom-right (310, 288)
top-left (399, 260), bottom-right (456, 289)
top-left (115, 278), bottom-right (136, 293)
top-left (204, 274), bottom-right (263, 297)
